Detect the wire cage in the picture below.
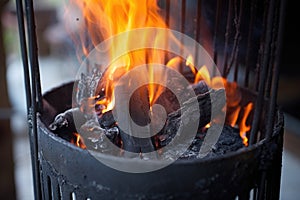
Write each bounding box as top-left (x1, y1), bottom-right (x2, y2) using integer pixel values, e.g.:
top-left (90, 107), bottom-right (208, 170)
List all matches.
top-left (15, 0), bottom-right (285, 199)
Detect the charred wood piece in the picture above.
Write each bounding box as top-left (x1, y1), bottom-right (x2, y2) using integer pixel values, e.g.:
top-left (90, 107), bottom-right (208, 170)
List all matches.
top-left (49, 107), bottom-right (86, 142)
top-left (159, 89), bottom-right (226, 147)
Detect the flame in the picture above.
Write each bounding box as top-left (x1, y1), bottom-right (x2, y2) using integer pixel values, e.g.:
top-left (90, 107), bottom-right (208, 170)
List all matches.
top-left (71, 0), bottom-right (173, 111)
top-left (223, 79), bottom-right (253, 146)
top-left (194, 65), bottom-right (211, 85)
top-left (69, 0), bottom-right (254, 147)
top-left (227, 106), bottom-right (241, 127)
top-left (205, 123), bottom-right (211, 129)
top-left (185, 56), bottom-right (224, 89)
top-left (239, 102), bottom-right (253, 146)
top-left (186, 55), bottom-right (197, 75)
top-left (186, 56), bottom-right (253, 146)
top-left (211, 77), bottom-right (226, 90)
top-left (185, 55), bottom-right (212, 86)
top-left (71, 133), bottom-right (86, 149)
top-left (166, 56), bottom-right (184, 72)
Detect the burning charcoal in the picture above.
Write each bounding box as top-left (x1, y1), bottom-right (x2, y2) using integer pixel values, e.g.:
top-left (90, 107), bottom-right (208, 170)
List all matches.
top-left (79, 119), bottom-right (120, 154)
top-left (191, 80), bottom-right (209, 95)
top-left (113, 79), bottom-right (157, 157)
top-left (175, 125), bottom-right (244, 160)
top-left (129, 85), bottom-right (151, 126)
top-left (203, 125), bottom-right (244, 159)
top-left (106, 126), bottom-right (119, 141)
top-left (154, 87), bottom-right (180, 114)
top-left (159, 89), bottom-right (225, 146)
top-left (154, 80), bottom-right (209, 115)
top-left (155, 88), bottom-right (226, 160)
top-left (79, 119), bottom-right (106, 140)
top-left (49, 67), bottom-right (102, 140)
top-left (93, 67), bottom-right (212, 155)
top-left (98, 110), bottom-right (116, 128)
top-left (215, 126), bottom-right (244, 151)
top-left (120, 130), bottom-right (155, 159)
top-left (49, 107), bottom-right (86, 138)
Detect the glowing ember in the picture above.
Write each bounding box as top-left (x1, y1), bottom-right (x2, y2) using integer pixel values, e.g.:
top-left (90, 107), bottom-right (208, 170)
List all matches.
top-left (205, 123), bottom-right (211, 129)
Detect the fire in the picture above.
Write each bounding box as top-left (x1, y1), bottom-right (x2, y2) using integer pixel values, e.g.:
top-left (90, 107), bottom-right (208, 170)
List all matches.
top-left (185, 56), bottom-right (220, 87)
top-left (186, 55), bottom-right (197, 75)
top-left (224, 78), bottom-right (253, 146)
top-left (186, 61), bottom-right (253, 145)
top-left (71, 0), bottom-right (171, 110)
top-left (238, 103), bottom-right (253, 146)
top-left (71, 133), bottom-right (86, 149)
top-left (70, 0), bottom-right (253, 146)
top-left (205, 123), bottom-right (211, 129)
top-left (194, 65), bottom-right (211, 85)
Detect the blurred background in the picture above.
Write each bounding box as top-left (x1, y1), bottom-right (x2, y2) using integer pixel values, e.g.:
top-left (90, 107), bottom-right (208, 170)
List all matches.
top-left (0, 0), bottom-right (299, 199)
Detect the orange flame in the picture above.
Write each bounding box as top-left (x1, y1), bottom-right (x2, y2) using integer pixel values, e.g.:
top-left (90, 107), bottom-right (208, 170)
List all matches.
top-left (185, 56), bottom-right (224, 88)
top-left (184, 54), bottom-right (253, 145)
top-left (239, 102), bottom-right (253, 146)
top-left (194, 65), bottom-right (211, 85)
top-left (71, 133), bottom-right (86, 149)
top-left (223, 79), bottom-right (253, 146)
top-left (69, 0), bottom-right (254, 147)
top-left (186, 55), bottom-right (197, 75)
top-left (186, 57), bottom-right (253, 146)
top-left (70, 0), bottom-right (173, 111)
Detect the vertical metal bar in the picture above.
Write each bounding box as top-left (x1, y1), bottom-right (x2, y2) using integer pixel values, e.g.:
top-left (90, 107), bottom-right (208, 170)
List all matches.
top-left (249, 0), bottom-right (275, 145)
top-left (253, 187), bottom-right (258, 200)
top-left (60, 184), bottom-right (74, 200)
top-left (213, 0), bottom-right (222, 65)
top-left (195, 0), bottom-right (201, 44)
top-left (165, 0), bottom-right (170, 27)
top-left (233, 0), bottom-right (240, 82)
top-left (41, 173), bottom-right (51, 200)
top-left (254, 0), bottom-right (269, 92)
top-left (194, 0), bottom-right (202, 67)
top-left (23, 0), bottom-right (43, 112)
top-left (24, 0), bottom-right (42, 110)
top-left (16, 0), bottom-right (31, 108)
top-left (164, 0), bottom-right (170, 63)
top-left (179, 0), bottom-right (186, 73)
top-left (233, 61), bottom-right (239, 82)
top-left (222, 0), bottom-right (233, 77)
top-left (84, 14), bottom-right (91, 73)
top-left (244, 0), bottom-right (257, 88)
top-left (267, 124), bottom-right (284, 199)
top-left (229, 0), bottom-right (243, 80)
top-left (15, 0), bottom-right (42, 199)
top-left (265, 0), bottom-right (286, 140)
top-left (265, 0), bottom-right (280, 99)
top-left (180, 0), bottom-right (186, 34)
top-left (249, 0), bottom-right (283, 195)
top-left (258, 172), bottom-right (267, 200)
top-left (23, 0), bottom-right (43, 199)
